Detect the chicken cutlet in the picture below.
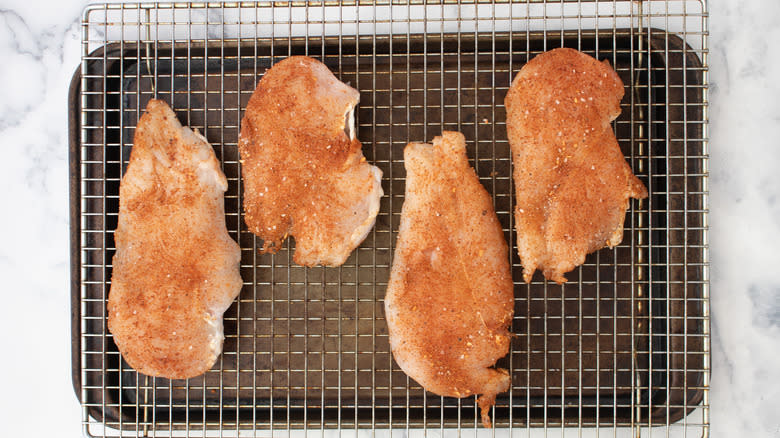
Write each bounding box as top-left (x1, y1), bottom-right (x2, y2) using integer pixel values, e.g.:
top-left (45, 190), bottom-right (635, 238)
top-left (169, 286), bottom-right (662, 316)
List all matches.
top-left (107, 99), bottom-right (243, 379)
top-left (385, 132), bottom-right (514, 428)
top-left (239, 56), bottom-right (383, 267)
top-left (504, 48), bottom-right (648, 284)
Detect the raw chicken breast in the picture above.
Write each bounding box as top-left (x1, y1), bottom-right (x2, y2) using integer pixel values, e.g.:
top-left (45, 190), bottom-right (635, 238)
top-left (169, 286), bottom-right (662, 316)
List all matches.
top-left (107, 99), bottom-right (243, 379)
top-left (385, 131), bottom-right (514, 428)
top-left (239, 56), bottom-right (383, 266)
top-left (504, 48), bottom-right (648, 284)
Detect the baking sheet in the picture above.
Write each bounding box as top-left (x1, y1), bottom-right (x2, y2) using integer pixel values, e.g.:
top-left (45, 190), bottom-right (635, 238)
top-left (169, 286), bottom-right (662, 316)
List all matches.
top-left (70, 30), bottom-right (706, 429)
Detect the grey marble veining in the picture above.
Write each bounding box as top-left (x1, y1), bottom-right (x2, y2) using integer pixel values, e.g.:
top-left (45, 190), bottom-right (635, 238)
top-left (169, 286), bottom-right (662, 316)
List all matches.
top-left (708, 1), bottom-right (780, 436)
top-left (0, 1), bottom-right (87, 437)
top-left (0, 0), bottom-right (778, 436)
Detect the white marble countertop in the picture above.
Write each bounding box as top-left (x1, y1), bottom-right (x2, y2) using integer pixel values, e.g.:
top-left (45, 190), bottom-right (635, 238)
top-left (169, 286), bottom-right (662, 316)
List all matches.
top-left (0, 0), bottom-right (777, 436)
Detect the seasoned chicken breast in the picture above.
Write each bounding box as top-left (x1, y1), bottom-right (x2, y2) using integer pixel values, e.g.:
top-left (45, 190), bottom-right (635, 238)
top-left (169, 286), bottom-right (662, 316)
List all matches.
top-left (505, 48), bottom-right (648, 284)
top-left (385, 132), bottom-right (514, 428)
top-left (107, 99), bottom-right (242, 379)
top-left (239, 56), bottom-right (383, 266)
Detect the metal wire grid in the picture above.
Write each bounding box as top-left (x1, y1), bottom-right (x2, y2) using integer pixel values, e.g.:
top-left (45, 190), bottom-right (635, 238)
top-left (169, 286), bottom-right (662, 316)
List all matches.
top-left (74, 1), bottom-right (709, 436)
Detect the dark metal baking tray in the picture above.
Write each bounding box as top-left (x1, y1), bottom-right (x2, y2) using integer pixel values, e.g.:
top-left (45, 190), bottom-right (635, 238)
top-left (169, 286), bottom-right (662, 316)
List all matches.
top-left (70, 30), bottom-right (706, 430)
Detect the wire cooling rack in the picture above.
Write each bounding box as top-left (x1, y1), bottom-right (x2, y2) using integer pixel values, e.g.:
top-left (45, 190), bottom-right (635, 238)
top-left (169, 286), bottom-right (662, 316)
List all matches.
top-left (70, 1), bottom-right (709, 436)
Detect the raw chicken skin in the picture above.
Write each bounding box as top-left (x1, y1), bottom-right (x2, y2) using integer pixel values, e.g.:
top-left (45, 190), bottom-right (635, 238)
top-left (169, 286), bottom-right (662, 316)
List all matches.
top-left (239, 56), bottom-right (383, 266)
top-left (108, 99), bottom-right (243, 379)
top-left (504, 48), bottom-right (648, 284)
top-left (385, 132), bottom-right (514, 428)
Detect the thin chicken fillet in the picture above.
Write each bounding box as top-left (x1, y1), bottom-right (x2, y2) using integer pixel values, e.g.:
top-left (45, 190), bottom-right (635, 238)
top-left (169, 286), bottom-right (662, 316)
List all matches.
top-left (385, 132), bottom-right (514, 428)
top-left (505, 48), bottom-right (648, 284)
top-left (108, 99), bottom-right (243, 379)
top-left (239, 56), bottom-right (383, 266)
